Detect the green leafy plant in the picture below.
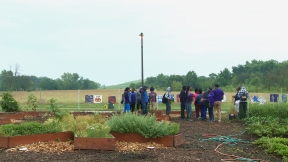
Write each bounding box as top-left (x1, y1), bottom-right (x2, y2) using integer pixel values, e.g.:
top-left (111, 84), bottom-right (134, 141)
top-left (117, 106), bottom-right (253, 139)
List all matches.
top-left (106, 113), bottom-right (180, 138)
top-left (43, 98), bottom-right (67, 120)
top-left (0, 92), bottom-right (20, 112)
top-left (0, 121), bottom-right (61, 136)
top-left (244, 116), bottom-right (288, 137)
top-left (254, 137), bottom-right (288, 159)
top-left (27, 94), bottom-right (38, 111)
top-left (57, 114), bottom-right (111, 138)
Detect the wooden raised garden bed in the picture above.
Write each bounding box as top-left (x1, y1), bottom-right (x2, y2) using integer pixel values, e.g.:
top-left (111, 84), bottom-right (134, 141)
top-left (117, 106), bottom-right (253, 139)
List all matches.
top-left (0, 111), bottom-right (50, 125)
top-left (110, 132), bottom-right (184, 147)
top-left (0, 131), bottom-right (74, 148)
top-left (74, 135), bottom-right (116, 150)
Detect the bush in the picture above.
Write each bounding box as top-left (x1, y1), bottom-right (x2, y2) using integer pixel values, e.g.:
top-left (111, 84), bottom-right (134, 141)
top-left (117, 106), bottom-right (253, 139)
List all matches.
top-left (248, 103), bottom-right (288, 119)
top-left (106, 113), bottom-right (180, 138)
top-left (0, 121), bottom-right (61, 136)
top-left (0, 92), bottom-right (20, 112)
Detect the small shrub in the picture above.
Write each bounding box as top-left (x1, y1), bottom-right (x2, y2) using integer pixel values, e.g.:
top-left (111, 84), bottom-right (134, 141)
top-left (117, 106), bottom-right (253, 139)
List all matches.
top-left (106, 113), bottom-right (180, 138)
top-left (27, 94), bottom-right (38, 111)
top-left (58, 114), bottom-right (110, 138)
top-left (0, 92), bottom-right (20, 112)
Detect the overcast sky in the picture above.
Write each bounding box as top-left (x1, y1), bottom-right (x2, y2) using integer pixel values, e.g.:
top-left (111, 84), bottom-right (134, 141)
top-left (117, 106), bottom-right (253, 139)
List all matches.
top-left (1, 0), bottom-right (287, 86)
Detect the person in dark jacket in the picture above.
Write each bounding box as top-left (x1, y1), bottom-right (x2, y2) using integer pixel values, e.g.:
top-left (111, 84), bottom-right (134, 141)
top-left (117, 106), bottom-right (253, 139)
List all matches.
top-left (179, 85), bottom-right (186, 119)
top-left (164, 87), bottom-right (172, 115)
top-left (123, 87), bottom-right (131, 112)
top-left (185, 86), bottom-right (193, 121)
top-left (232, 87), bottom-right (241, 113)
top-left (130, 88), bottom-right (137, 112)
top-left (141, 86), bottom-right (149, 115)
top-left (238, 86), bottom-right (249, 119)
top-left (136, 87), bottom-right (142, 112)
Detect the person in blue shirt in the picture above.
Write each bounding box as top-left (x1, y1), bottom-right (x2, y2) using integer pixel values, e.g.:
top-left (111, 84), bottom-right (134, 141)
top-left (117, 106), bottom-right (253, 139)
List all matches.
top-left (141, 86), bottom-right (149, 115)
top-left (123, 87), bottom-right (131, 113)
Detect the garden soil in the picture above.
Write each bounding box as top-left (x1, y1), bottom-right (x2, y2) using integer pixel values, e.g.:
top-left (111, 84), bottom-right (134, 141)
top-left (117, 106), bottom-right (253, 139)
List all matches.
top-left (0, 117), bottom-right (283, 162)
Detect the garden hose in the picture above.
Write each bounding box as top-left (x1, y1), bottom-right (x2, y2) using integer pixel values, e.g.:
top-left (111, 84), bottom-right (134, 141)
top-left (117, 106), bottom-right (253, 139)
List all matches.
top-left (201, 131), bottom-right (268, 162)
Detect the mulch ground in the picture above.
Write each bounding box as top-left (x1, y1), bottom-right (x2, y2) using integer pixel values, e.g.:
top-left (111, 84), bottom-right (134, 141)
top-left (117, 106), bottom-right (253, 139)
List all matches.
top-left (0, 116), bottom-right (283, 162)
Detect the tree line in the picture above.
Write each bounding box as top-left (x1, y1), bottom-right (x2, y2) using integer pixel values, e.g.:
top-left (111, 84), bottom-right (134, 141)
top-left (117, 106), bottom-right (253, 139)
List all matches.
top-left (129, 59), bottom-right (288, 93)
top-left (0, 66), bottom-right (101, 91)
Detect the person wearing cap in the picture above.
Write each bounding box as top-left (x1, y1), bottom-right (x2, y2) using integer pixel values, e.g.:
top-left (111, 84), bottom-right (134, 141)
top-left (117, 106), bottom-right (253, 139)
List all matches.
top-left (149, 87), bottom-right (157, 112)
top-left (136, 87), bottom-right (142, 112)
top-left (179, 85), bottom-right (186, 119)
top-left (141, 86), bottom-right (149, 115)
top-left (212, 84), bottom-right (224, 122)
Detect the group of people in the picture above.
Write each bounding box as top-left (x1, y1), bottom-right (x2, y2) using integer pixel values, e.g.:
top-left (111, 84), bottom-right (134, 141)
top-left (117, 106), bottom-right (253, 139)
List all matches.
top-left (179, 84), bottom-right (224, 122)
top-left (122, 84), bottom-right (249, 121)
top-left (121, 86), bottom-right (158, 114)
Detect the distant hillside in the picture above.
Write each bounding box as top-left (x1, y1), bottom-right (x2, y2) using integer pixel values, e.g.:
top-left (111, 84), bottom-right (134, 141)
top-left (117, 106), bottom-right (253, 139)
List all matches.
top-left (102, 80), bottom-right (142, 89)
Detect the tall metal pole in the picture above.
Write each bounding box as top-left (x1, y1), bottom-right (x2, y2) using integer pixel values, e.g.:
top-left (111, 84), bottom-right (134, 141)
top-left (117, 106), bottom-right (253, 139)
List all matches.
top-left (40, 88), bottom-right (42, 111)
top-left (140, 33), bottom-right (144, 87)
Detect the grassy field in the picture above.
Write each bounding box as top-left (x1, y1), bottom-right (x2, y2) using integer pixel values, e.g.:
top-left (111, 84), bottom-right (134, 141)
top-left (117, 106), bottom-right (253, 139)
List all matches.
top-left (103, 80), bottom-right (142, 89)
top-left (0, 89), bottom-right (279, 113)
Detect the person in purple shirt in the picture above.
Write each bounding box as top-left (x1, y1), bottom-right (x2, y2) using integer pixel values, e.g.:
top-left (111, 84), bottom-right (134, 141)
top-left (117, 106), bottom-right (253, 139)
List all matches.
top-left (212, 84), bottom-right (224, 122)
top-left (206, 88), bottom-right (215, 122)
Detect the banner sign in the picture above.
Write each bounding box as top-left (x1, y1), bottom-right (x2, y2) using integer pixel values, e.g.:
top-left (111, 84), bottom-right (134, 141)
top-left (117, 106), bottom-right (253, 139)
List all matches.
top-left (270, 94), bottom-right (279, 102)
top-left (85, 95), bottom-right (93, 103)
top-left (282, 94), bottom-right (287, 103)
top-left (108, 96), bottom-right (116, 104)
top-left (94, 95), bottom-right (102, 103)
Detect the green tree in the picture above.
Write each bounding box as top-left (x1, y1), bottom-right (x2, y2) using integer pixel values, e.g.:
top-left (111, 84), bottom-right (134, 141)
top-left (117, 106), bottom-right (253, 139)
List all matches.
top-left (216, 68), bottom-right (232, 87)
top-left (171, 81), bottom-right (182, 91)
top-left (0, 70), bottom-right (14, 91)
top-left (184, 71), bottom-right (199, 88)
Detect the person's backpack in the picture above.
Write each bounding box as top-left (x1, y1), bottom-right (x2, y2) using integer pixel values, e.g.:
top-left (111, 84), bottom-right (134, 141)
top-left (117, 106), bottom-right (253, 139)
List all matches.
top-left (162, 93), bottom-right (168, 104)
top-left (240, 93), bottom-right (247, 101)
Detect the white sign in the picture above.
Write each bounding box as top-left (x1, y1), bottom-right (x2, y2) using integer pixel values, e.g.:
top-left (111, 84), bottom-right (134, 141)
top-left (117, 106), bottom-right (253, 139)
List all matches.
top-left (94, 95), bottom-right (102, 103)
